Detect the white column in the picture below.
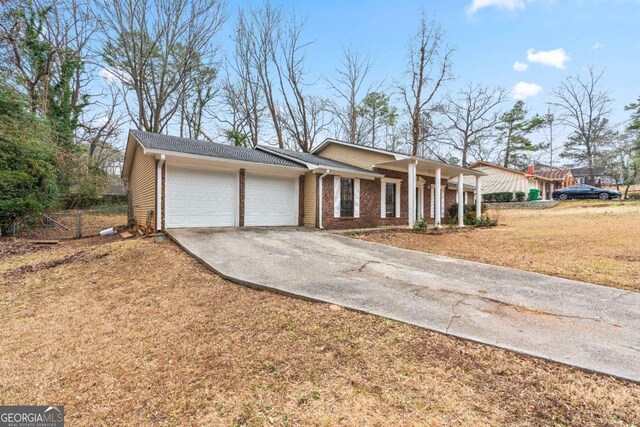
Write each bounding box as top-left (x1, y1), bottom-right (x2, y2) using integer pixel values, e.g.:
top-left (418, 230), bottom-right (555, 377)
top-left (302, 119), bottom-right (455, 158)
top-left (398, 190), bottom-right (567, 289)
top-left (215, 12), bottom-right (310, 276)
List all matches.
top-left (475, 175), bottom-right (482, 220)
top-left (408, 160), bottom-right (417, 226)
top-left (434, 167), bottom-right (442, 227)
top-left (542, 182), bottom-right (547, 200)
top-left (156, 154), bottom-right (165, 231)
top-left (457, 172), bottom-right (464, 227)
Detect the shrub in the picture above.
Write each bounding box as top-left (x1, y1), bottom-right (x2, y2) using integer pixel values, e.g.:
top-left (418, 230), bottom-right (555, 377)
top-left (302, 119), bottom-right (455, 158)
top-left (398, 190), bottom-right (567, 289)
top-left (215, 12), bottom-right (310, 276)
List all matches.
top-left (482, 192), bottom-right (514, 203)
top-left (413, 217), bottom-right (428, 231)
top-left (472, 214), bottom-right (498, 227)
top-left (447, 202), bottom-right (487, 221)
top-left (515, 191), bottom-right (526, 202)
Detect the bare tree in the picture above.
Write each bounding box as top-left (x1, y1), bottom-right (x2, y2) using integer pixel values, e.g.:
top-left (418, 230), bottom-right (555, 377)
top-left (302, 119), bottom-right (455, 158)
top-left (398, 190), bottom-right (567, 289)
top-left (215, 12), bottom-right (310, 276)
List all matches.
top-left (399, 11), bottom-right (454, 156)
top-left (439, 84), bottom-right (508, 167)
top-left (238, 3), bottom-right (285, 147)
top-left (551, 67), bottom-right (613, 182)
top-left (327, 47), bottom-right (372, 143)
top-left (224, 11), bottom-right (266, 147)
top-left (272, 12), bottom-right (330, 152)
top-left (97, 0), bottom-right (226, 133)
top-left (179, 64), bottom-right (218, 140)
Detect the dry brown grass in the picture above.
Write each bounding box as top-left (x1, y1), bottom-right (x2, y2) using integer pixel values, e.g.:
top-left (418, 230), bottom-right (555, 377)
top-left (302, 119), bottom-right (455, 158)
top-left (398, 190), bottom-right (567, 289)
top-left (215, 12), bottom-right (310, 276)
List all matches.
top-left (1, 235), bottom-right (639, 426)
top-left (360, 200), bottom-right (640, 292)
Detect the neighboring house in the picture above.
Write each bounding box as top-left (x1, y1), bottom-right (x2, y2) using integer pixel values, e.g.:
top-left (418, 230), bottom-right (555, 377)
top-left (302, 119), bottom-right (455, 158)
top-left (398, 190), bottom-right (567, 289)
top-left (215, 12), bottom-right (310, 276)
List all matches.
top-left (523, 164), bottom-right (576, 195)
top-left (571, 167), bottom-right (616, 187)
top-left (121, 130), bottom-right (483, 231)
top-left (465, 161), bottom-right (561, 200)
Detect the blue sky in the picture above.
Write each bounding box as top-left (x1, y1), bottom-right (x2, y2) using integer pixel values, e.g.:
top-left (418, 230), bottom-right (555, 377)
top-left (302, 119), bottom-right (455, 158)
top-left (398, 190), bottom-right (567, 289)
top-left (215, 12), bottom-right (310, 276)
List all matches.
top-left (222, 0), bottom-right (639, 129)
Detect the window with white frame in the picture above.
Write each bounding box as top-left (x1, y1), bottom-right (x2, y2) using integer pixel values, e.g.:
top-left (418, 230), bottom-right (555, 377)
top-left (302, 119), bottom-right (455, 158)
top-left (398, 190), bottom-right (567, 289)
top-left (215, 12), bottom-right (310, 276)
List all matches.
top-left (334, 176), bottom-right (360, 218)
top-left (380, 178), bottom-right (401, 218)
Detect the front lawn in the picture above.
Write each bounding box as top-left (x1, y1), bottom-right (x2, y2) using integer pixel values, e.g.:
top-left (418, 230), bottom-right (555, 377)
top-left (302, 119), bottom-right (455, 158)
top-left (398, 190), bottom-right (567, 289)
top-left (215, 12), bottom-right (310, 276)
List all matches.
top-left (1, 235), bottom-right (639, 425)
top-left (359, 200), bottom-right (640, 292)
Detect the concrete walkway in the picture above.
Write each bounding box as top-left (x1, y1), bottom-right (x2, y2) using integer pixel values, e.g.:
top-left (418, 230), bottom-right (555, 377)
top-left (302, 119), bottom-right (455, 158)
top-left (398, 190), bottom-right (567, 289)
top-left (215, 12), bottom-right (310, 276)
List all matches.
top-left (168, 228), bottom-right (640, 382)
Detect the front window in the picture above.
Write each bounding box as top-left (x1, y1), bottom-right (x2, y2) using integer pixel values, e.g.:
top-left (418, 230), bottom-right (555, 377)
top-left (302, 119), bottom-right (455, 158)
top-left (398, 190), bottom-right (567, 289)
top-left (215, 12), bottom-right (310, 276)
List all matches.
top-left (340, 178), bottom-right (354, 217)
top-left (385, 183), bottom-right (396, 217)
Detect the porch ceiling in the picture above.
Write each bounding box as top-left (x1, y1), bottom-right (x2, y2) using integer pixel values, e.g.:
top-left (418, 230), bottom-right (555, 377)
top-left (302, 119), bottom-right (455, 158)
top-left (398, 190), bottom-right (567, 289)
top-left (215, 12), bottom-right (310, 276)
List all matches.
top-left (374, 158), bottom-right (486, 179)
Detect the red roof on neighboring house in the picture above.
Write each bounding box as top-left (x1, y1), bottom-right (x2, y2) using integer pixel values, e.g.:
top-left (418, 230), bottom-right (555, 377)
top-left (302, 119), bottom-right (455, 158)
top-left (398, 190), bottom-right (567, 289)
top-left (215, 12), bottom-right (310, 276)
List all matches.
top-left (530, 169), bottom-right (572, 180)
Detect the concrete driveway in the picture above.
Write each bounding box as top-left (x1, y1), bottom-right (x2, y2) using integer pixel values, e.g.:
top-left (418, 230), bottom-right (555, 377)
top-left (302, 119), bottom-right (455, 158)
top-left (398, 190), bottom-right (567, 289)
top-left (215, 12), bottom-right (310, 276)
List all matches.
top-left (168, 228), bottom-right (640, 382)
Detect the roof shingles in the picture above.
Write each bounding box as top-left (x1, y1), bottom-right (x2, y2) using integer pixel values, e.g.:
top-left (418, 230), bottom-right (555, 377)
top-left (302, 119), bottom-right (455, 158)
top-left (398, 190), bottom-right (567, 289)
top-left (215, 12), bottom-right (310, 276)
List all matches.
top-left (258, 146), bottom-right (377, 174)
top-left (130, 130), bottom-right (304, 169)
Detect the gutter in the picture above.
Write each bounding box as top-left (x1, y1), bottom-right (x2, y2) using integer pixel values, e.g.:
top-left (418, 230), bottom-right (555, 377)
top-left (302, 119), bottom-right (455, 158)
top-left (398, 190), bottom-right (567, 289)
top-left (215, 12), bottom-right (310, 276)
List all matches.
top-left (156, 154), bottom-right (165, 231)
top-left (317, 169), bottom-right (330, 229)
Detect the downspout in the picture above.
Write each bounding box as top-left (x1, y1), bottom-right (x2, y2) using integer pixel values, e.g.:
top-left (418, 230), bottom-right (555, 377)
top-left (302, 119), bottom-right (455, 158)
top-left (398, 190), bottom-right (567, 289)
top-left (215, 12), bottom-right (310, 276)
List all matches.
top-left (156, 154), bottom-right (165, 231)
top-left (318, 169), bottom-right (330, 229)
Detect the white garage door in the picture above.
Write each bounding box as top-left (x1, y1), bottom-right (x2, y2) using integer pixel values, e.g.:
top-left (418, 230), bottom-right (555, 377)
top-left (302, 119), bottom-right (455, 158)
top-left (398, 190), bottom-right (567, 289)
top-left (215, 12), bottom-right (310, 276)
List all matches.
top-left (166, 165), bottom-right (237, 228)
top-left (245, 173), bottom-right (298, 226)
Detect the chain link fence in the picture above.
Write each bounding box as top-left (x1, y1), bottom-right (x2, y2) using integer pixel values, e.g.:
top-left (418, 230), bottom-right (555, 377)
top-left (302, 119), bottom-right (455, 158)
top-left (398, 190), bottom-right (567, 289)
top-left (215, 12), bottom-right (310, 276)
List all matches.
top-left (1, 204), bottom-right (128, 240)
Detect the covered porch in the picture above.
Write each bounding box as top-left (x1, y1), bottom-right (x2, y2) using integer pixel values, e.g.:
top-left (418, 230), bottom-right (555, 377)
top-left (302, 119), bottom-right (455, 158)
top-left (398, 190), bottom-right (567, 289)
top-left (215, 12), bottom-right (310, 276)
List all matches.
top-left (375, 158), bottom-right (486, 227)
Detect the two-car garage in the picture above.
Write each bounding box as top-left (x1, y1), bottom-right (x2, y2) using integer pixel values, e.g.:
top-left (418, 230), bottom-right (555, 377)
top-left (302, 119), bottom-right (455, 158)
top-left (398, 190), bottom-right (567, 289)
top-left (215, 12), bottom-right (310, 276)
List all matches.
top-left (164, 163), bottom-right (299, 228)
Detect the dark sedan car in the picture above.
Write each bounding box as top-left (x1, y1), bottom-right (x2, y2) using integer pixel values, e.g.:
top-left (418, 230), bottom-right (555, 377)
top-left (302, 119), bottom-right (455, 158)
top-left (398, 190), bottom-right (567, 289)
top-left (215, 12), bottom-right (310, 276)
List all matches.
top-left (552, 185), bottom-right (621, 200)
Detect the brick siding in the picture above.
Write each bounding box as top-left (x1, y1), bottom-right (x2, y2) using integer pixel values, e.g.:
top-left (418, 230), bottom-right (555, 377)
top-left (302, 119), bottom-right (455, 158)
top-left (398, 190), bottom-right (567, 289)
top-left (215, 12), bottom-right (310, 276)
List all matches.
top-left (320, 169), bottom-right (475, 229)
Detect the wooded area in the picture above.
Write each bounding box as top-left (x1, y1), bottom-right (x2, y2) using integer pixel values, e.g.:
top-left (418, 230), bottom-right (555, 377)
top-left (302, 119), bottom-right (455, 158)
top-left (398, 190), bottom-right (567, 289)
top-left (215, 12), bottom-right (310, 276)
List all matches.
top-left (1, 0), bottom-right (638, 217)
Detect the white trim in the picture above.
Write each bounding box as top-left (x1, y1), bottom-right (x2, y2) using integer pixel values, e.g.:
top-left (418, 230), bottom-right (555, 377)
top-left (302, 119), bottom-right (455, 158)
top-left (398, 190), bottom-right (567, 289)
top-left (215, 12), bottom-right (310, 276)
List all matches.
top-left (430, 187), bottom-right (435, 219)
top-left (334, 176), bottom-right (341, 218)
top-left (457, 172), bottom-right (464, 227)
top-left (416, 180), bottom-right (425, 220)
top-left (407, 160), bottom-right (417, 226)
top-left (380, 180), bottom-right (385, 218)
top-left (256, 146), bottom-right (381, 180)
top-left (476, 176), bottom-right (482, 220)
top-left (295, 176), bottom-right (300, 224)
top-left (434, 167), bottom-right (442, 227)
top-left (312, 167), bottom-right (381, 180)
top-left (141, 147), bottom-right (306, 174)
top-left (380, 178), bottom-right (402, 218)
top-left (236, 170), bottom-right (240, 226)
top-left (311, 138), bottom-right (408, 160)
top-left (354, 179), bottom-right (360, 218)
top-left (156, 154), bottom-right (165, 231)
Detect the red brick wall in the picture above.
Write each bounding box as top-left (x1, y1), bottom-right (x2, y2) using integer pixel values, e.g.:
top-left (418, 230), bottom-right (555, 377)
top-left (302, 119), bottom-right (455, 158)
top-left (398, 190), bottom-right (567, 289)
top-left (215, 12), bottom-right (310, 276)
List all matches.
top-left (317, 169), bottom-right (477, 229)
top-left (320, 169), bottom-right (408, 229)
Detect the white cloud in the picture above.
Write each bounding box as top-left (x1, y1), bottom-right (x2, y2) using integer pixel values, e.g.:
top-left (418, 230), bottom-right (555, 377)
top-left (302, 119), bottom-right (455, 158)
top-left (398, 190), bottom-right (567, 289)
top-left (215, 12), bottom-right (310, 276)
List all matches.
top-left (99, 68), bottom-right (118, 84)
top-left (467, 0), bottom-right (525, 15)
top-left (513, 61), bottom-right (529, 72)
top-left (526, 48), bottom-right (570, 69)
top-left (592, 42), bottom-right (604, 50)
top-left (512, 81), bottom-right (542, 100)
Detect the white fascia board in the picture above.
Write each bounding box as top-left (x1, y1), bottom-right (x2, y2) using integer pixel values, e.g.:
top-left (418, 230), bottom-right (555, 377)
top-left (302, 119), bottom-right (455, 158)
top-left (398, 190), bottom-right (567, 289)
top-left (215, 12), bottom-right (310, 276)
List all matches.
top-left (311, 167), bottom-right (382, 180)
top-left (143, 149), bottom-right (306, 174)
top-left (312, 138), bottom-right (408, 160)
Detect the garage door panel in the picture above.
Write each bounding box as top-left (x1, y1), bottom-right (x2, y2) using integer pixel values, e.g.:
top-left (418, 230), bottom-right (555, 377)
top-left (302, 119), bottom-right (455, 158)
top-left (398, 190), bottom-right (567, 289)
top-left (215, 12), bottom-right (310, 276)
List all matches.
top-left (166, 166), bottom-right (237, 228)
top-left (245, 174), bottom-right (297, 226)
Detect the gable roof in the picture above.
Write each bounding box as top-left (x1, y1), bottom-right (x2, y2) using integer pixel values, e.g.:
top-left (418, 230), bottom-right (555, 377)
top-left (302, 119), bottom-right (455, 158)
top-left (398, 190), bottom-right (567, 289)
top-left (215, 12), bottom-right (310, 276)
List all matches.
top-left (256, 145), bottom-right (379, 175)
top-left (532, 169), bottom-right (572, 180)
top-left (469, 160), bottom-right (555, 181)
top-left (129, 130), bottom-right (304, 169)
top-left (311, 138), bottom-right (408, 160)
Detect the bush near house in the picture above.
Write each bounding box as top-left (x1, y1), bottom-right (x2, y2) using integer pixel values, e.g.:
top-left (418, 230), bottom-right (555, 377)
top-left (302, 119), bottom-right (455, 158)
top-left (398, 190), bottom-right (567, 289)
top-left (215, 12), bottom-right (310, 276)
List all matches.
top-left (515, 191), bottom-right (526, 202)
top-left (447, 203), bottom-right (488, 225)
top-left (482, 192), bottom-right (514, 203)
